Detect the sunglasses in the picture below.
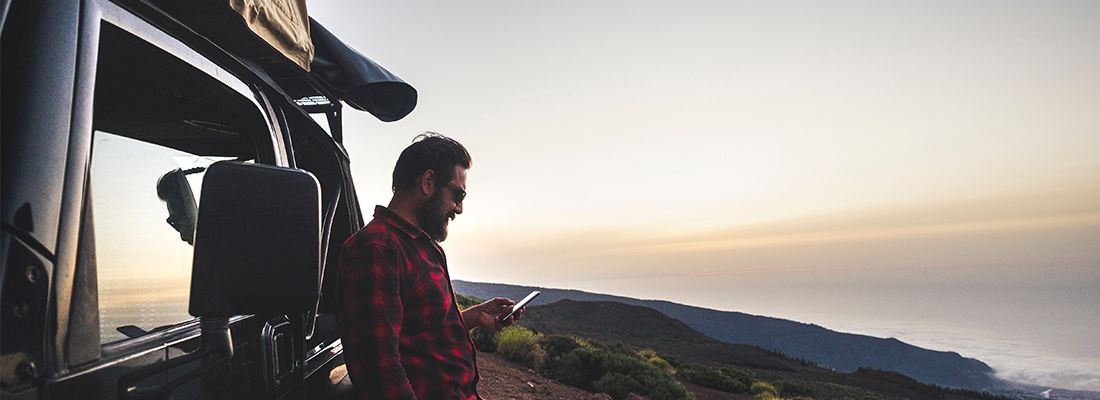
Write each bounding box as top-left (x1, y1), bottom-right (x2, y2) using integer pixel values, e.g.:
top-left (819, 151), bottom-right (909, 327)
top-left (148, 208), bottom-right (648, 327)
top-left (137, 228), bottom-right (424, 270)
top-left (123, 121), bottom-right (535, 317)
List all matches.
top-left (444, 181), bottom-right (466, 204)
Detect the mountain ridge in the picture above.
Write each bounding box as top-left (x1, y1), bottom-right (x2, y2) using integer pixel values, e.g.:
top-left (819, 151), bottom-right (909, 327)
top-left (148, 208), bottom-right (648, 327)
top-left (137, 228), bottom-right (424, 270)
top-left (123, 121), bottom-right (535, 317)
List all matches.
top-left (521, 298), bottom-right (799, 373)
top-left (453, 280), bottom-right (999, 390)
top-left (518, 299), bottom-right (1010, 400)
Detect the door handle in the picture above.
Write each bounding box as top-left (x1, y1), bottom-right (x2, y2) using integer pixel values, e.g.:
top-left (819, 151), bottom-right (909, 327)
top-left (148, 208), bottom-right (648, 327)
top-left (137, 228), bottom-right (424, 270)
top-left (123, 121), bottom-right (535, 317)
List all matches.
top-left (263, 316), bottom-right (296, 388)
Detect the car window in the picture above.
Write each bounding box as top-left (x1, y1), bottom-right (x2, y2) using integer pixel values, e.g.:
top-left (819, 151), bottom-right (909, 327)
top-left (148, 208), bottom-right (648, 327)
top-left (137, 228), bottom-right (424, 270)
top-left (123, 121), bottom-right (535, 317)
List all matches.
top-left (90, 133), bottom-right (231, 343)
top-left (90, 22), bottom-right (268, 344)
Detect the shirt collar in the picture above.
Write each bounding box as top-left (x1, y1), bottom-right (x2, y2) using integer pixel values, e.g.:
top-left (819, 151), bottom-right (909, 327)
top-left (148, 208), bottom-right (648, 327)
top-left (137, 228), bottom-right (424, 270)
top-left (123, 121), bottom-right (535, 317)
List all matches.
top-left (373, 205), bottom-right (427, 239)
top-left (374, 205), bottom-right (446, 256)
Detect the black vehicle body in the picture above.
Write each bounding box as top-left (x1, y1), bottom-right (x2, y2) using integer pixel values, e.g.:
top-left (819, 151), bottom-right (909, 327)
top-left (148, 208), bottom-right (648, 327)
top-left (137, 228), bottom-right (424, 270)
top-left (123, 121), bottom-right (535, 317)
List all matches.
top-left (1, 0), bottom-right (415, 398)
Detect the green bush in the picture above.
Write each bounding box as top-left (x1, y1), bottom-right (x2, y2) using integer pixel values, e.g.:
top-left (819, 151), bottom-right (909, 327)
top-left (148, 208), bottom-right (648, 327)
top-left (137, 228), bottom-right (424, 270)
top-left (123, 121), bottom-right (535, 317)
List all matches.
top-left (594, 372), bottom-right (645, 400)
top-left (496, 326), bottom-right (545, 368)
top-left (649, 357), bottom-right (675, 373)
top-left (719, 367), bottom-right (756, 388)
top-left (543, 344), bottom-right (692, 400)
top-left (604, 342), bottom-right (641, 358)
top-left (538, 334), bottom-right (583, 359)
top-left (454, 294), bottom-right (483, 309)
top-left (469, 326), bottom-right (499, 353)
top-left (753, 382), bottom-right (779, 399)
top-left (636, 349), bottom-right (675, 374)
top-left (677, 364), bottom-right (748, 394)
top-left (661, 354), bottom-right (683, 370)
top-left (775, 380), bottom-right (815, 399)
top-left (543, 346), bottom-right (603, 386)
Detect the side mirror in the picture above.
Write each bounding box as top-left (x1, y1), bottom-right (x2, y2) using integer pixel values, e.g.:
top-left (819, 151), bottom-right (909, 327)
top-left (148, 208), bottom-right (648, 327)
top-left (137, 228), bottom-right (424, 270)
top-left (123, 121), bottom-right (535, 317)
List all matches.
top-left (156, 168), bottom-right (199, 245)
top-left (188, 161), bottom-right (322, 318)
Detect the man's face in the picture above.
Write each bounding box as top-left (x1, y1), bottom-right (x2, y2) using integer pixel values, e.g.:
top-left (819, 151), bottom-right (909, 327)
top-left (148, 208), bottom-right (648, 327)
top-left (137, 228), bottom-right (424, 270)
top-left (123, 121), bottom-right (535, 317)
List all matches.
top-left (416, 165), bottom-right (467, 242)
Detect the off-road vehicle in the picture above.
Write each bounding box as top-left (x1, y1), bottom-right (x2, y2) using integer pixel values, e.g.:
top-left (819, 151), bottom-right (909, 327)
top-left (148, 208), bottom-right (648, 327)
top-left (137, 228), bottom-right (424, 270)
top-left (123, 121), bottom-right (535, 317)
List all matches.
top-left (2, 0), bottom-right (415, 398)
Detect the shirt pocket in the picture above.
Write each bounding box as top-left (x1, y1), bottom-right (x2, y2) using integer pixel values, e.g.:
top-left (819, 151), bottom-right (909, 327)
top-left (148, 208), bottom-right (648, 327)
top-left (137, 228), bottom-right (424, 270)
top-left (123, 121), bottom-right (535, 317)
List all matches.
top-left (403, 263), bottom-right (454, 331)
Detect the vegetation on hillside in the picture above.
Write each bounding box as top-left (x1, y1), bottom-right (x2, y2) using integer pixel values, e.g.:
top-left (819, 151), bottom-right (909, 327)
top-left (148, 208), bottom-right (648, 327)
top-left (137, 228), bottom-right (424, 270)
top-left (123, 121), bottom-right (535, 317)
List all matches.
top-left (476, 326), bottom-right (694, 400)
top-left (454, 281), bottom-right (1005, 391)
top-left (458, 293), bottom-right (1014, 400)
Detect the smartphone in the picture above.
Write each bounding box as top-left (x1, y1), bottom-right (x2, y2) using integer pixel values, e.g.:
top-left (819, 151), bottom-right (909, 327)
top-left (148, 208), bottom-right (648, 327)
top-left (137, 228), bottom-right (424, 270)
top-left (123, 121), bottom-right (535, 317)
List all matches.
top-left (501, 291), bottom-right (540, 321)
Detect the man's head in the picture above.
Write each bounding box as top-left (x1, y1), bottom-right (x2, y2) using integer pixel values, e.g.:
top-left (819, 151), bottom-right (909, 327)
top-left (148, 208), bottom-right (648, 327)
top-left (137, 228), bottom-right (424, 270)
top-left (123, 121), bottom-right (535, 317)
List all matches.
top-left (392, 132), bottom-right (471, 242)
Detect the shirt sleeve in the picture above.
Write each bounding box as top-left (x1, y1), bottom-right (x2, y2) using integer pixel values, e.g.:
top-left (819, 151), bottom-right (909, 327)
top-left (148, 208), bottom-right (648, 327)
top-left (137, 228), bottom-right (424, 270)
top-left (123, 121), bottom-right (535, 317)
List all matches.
top-left (340, 240), bottom-right (417, 400)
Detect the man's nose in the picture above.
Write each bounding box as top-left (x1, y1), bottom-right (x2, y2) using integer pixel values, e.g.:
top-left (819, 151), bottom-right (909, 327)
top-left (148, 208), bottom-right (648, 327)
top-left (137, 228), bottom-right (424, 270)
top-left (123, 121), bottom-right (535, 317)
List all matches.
top-left (454, 201), bottom-right (463, 215)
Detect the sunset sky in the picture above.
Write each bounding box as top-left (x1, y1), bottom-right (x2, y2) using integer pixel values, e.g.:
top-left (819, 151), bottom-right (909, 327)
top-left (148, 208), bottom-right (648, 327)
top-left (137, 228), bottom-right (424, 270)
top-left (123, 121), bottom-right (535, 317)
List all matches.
top-left (309, 1), bottom-right (1100, 390)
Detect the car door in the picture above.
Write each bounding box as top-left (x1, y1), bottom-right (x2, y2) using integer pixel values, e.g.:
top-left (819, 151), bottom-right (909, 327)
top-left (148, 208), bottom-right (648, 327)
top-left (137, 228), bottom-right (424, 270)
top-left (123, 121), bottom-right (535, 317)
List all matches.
top-left (33, 1), bottom-right (306, 398)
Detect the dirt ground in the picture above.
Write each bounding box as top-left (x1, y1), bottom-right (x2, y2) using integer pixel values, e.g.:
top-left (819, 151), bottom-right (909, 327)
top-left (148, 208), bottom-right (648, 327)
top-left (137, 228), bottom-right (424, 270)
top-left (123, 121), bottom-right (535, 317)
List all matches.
top-left (476, 352), bottom-right (612, 400)
top-left (476, 352), bottom-right (751, 400)
top-left (675, 379), bottom-right (755, 400)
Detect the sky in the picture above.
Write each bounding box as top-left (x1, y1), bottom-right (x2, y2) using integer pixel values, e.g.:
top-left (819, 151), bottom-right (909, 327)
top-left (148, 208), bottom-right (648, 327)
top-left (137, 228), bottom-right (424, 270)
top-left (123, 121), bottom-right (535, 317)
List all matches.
top-left (308, 1), bottom-right (1100, 391)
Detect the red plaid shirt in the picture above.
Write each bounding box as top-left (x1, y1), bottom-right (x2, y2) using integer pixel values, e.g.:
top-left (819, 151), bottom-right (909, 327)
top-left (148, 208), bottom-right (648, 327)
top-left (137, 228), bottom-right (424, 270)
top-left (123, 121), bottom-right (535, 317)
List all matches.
top-left (337, 206), bottom-right (480, 400)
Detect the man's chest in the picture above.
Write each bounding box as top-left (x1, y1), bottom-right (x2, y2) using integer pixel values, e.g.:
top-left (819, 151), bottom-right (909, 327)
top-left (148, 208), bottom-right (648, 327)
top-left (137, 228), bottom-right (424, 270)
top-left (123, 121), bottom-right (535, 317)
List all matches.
top-left (400, 250), bottom-right (459, 329)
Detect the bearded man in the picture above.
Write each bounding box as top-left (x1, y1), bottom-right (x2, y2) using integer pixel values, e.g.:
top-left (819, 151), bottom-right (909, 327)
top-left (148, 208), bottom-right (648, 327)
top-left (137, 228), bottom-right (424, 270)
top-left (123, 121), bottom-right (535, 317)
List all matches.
top-left (337, 132), bottom-right (519, 400)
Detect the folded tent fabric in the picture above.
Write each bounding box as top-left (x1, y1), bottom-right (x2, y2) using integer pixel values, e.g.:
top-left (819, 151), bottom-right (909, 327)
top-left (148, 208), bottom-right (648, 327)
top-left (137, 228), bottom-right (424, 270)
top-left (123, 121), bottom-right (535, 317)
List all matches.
top-left (229, 0), bottom-right (314, 71)
top-left (308, 18), bottom-right (417, 122)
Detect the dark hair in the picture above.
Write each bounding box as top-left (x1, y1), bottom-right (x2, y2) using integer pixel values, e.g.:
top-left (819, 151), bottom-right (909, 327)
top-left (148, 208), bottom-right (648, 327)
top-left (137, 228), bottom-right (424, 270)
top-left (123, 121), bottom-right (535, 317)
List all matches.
top-left (391, 132), bottom-right (472, 191)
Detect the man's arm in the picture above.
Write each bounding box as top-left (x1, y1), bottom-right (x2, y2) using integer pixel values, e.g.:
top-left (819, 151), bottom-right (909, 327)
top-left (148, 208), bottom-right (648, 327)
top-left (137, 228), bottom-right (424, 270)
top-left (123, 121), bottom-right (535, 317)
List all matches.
top-left (461, 297), bottom-right (523, 332)
top-left (340, 242), bottom-right (417, 400)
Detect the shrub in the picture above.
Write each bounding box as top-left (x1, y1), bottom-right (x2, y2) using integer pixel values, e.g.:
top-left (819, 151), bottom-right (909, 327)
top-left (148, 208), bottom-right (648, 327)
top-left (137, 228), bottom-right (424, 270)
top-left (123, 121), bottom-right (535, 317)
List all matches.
top-left (543, 345), bottom-right (692, 400)
top-left (538, 334), bottom-right (583, 359)
top-left (594, 372), bottom-right (645, 400)
top-left (649, 357), bottom-right (675, 374)
top-left (636, 349), bottom-right (675, 374)
top-left (543, 346), bottom-right (603, 386)
top-left (677, 364), bottom-right (748, 394)
top-left (661, 354), bottom-right (683, 369)
top-left (496, 326), bottom-right (545, 368)
top-left (469, 326), bottom-right (499, 353)
top-left (454, 294), bottom-right (483, 309)
top-left (719, 367), bottom-right (756, 388)
top-left (604, 342), bottom-right (640, 358)
top-left (775, 380), bottom-right (815, 399)
top-left (753, 382), bottom-right (779, 399)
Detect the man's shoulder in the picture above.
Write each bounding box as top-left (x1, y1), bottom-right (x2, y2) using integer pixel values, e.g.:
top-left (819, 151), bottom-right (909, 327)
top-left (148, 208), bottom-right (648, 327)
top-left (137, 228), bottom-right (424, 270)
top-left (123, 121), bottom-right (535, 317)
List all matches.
top-left (345, 218), bottom-right (404, 250)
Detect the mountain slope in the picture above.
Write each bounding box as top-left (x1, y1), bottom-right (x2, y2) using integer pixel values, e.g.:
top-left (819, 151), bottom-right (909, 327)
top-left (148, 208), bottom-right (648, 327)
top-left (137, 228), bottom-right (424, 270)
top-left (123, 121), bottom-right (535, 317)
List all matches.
top-left (454, 280), bottom-right (1000, 390)
top-left (520, 299), bottom-right (798, 372)
top-left (518, 299), bottom-right (1007, 400)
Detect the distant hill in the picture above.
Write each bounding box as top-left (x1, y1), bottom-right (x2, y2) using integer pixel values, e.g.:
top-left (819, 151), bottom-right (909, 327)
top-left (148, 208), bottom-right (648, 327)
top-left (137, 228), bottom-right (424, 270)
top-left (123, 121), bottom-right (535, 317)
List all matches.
top-left (520, 299), bottom-right (799, 372)
top-left (454, 280), bottom-right (1001, 390)
top-left (517, 299), bottom-right (1011, 400)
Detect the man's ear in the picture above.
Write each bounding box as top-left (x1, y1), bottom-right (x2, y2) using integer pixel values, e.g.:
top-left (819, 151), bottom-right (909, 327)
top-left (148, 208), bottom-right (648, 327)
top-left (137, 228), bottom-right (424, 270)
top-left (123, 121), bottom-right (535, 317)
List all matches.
top-left (418, 169), bottom-right (436, 196)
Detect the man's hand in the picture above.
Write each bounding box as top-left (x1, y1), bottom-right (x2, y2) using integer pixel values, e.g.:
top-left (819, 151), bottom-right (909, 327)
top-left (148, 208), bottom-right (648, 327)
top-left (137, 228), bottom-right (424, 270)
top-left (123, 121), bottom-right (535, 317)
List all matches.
top-left (461, 297), bottom-right (525, 332)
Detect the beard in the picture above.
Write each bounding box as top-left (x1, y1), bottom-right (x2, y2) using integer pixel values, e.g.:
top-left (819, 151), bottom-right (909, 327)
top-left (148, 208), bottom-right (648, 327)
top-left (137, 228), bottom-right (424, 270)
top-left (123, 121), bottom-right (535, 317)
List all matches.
top-left (416, 188), bottom-right (454, 242)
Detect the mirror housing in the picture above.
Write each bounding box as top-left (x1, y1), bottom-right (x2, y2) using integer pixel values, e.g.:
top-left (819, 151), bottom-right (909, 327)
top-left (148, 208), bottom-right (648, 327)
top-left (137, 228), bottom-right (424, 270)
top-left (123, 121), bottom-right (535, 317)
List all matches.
top-left (188, 161), bottom-right (322, 318)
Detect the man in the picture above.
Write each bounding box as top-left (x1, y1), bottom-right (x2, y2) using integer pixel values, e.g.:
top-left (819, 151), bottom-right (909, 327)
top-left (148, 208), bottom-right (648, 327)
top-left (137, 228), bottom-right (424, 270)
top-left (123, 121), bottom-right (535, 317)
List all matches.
top-left (338, 132), bottom-right (521, 400)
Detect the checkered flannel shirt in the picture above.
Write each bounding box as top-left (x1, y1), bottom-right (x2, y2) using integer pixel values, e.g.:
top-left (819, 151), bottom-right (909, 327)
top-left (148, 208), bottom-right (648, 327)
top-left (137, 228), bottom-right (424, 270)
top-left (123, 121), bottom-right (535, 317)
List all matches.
top-left (338, 206), bottom-right (480, 400)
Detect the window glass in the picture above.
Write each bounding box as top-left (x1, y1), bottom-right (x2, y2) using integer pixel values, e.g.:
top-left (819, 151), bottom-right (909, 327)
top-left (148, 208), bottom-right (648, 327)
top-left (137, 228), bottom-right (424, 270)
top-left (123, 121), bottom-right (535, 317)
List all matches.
top-left (91, 22), bottom-right (266, 344)
top-left (90, 133), bottom-right (229, 343)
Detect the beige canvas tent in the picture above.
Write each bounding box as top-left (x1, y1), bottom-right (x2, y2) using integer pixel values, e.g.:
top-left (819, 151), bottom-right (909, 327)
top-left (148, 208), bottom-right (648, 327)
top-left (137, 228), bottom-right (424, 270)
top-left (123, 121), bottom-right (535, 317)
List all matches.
top-left (229, 0), bottom-right (313, 71)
